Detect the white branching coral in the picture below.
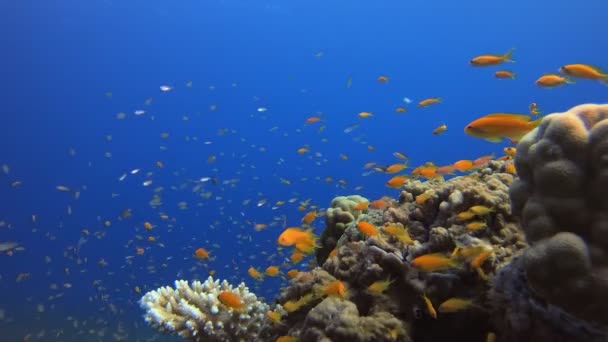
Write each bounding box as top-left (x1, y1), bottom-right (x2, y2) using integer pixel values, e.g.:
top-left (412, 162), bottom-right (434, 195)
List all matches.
top-left (139, 277), bottom-right (270, 341)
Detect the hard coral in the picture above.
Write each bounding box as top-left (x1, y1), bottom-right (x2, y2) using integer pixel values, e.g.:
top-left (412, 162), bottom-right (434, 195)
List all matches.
top-left (503, 104), bottom-right (608, 334)
top-left (317, 195), bottom-right (369, 265)
top-left (139, 277), bottom-right (271, 341)
top-left (300, 297), bottom-right (410, 342)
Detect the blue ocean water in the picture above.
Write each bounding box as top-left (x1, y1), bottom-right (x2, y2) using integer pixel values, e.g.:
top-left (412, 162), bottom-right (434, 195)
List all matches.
top-left (1, 0), bottom-right (608, 340)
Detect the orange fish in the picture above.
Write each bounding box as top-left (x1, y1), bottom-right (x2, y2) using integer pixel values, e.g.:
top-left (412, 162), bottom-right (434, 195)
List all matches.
top-left (535, 74), bottom-right (574, 87)
top-left (305, 116), bottom-right (322, 124)
top-left (411, 253), bottom-right (460, 272)
top-left (277, 227), bottom-right (318, 254)
top-left (393, 152), bottom-right (408, 160)
top-left (504, 147), bottom-right (516, 156)
top-left (297, 146), bottom-right (309, 154)
top-left (505, 161), bottom-right (517, 174)
top-left (354, 201), bottom-right (369, 211)
top-left (248, 266), bottom-right (264, 280)
top-left (412, 164), bottom-right (438, 179)
top-left (143, 222), bottom-right (153, 230)
top-left (395, 106), bottom-right (407, 113)
top-left (194, 247), bottom-right (210, 259)
top-left (254, 223), bottom-right (268, 231)
top-left (529, 102), bottom-right (541, 116)
top-left (377, 75), bottom-right (389, 83)
top-left (470, 48), bottom-right (514, 66)
top-left (386, 175), bottom-right (409, 188)
top-left (265, 266), bottom-right (280, 277)
top-left (217, 291), bottom-right (244, 310)
top-left (464, 113), bottom-right (542, 143)
top-left (357, 221), bottom-right (379, 237)
top-left (290, 250), bottom-right (305, 264)
top-left (370, 199), bottom-right (389, 209)
top-left (422, 293), bottom-right (437, 319)
top-left (286, 269), bottom-right (299, 278)
top-left (418, 97), bottom-right (442, 107)
top-left (559, 63), bottom-right (608, 82)
top-left (432, 124), bottom-right (448, 135)
top-left (301, 210), bottom-right (317, 225)
top-left (494, 70), bottom-right (515, 79)
top-left (358, 111), bottom-right (373, 118)
top-left (322, 280), bottom-right (348, 298)
top-left (473, 154), bottom-right (494, 167)
top-left (436, 165), bottom-right (455, 175)
top-left (453, 159), bottom-right (474, 172)
top-left (437, 297), bottom-right (475, 313)
top-left (385, 163), bottom-right (408, 174)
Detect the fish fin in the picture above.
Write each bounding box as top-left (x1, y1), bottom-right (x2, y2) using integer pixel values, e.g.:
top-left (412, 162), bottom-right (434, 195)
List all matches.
top-left (503, 48), bottom-right (515, 62)
top-left (485, 137), bottom-right (503, 143)
top-left (484, 113), bottom-right (533, 121)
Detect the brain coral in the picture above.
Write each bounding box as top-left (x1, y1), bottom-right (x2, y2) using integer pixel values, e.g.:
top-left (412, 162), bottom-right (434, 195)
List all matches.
top-left (508, 104), bottom-right (608, 327)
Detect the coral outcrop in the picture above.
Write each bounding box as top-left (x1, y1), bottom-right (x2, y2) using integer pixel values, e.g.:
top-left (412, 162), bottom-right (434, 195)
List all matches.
top-left (139, 277), bottom-right (270, 341)
top-left (494, 103), bottom-right (608, 341)
top-left (272, 161), bottom-right (524, 341)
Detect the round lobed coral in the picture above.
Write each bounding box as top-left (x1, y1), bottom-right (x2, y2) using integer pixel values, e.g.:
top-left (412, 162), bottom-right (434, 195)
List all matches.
top-left (139, 277), bottom-right (271, 341)
top-left (508, 104), bottom-right (608, 329)
top-left (317, 195), bottom-right (369, 265)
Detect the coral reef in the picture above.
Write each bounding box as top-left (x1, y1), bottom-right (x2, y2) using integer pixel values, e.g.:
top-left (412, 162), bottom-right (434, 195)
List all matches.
top-left (496, 103), bottom-right (608, 340)
top-left (272, 161), bottom-right (525, 341)
top-left (139, 277), bottom-right (270, 341)
top-left (140, 104), bottom-right (608, 342)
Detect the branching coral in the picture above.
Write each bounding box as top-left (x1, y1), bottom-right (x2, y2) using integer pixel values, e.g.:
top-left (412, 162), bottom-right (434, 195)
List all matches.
top-left (139, 277), bottom-right (270, 341)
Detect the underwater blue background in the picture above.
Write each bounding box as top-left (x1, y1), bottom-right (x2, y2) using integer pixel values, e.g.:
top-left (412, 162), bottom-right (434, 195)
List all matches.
top-left (1, 0), bottom-right (608, 340)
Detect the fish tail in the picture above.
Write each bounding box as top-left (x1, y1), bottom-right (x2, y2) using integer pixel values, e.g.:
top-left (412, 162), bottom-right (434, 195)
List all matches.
top-left (531, 117), bottom-right (543, 128)
top-left (602, 74), bottom-right (608, 85)
top-left (503, 48), bottom-right (515, 62)
top-left (565, 77), bottom-right (576, 84)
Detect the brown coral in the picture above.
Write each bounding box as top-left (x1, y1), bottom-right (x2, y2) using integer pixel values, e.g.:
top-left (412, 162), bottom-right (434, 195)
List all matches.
top-left (509, 104), bottom-right (608, 326)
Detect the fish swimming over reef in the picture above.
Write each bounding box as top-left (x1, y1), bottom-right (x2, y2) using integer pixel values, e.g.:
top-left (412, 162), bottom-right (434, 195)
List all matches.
top-left (464, 113), bottom-right (542, 143)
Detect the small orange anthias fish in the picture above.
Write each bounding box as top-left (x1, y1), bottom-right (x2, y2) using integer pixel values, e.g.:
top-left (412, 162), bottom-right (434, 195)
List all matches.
top-left (301, 210), bottom-right (317, 225)
top-left (305, 116), bottom-right (322, 124)
top-left (386, 175), bottom-right (409, 188)
top-left (322, 280), bottom-right (348, 298)
top-left (529, 102), bottom-right (541, 116)
top-left (277, 227), bottom-right (318, 254)
top-left (357, 221), bottom-right (380, 238)
top-left (432, 124), bottom-right (448, 135)
top-left (470, 48), bottom-right (515, 66)
top-left (248, 266), bottom-right (264, 280)
top-left (217, 291), bottom-right (244, 310)
top-left (193, 247), bottom-right (210, 260)
top-left (494, 70), bottom-right (515, 79)
top-left (377, 75), bottom-right (389, 83)
top-left (559, 63), bottom-right (608, 82)
top-left (464, 113), bottom-right (542, 143)
top-left (535, 74), bottom-right (574, 87)
top-left (411, 253), bottom-right (460, 272)
top-left (385, 163), bottom-right (408, 174)
top-left (418, 97), bottom-right (442, 107)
